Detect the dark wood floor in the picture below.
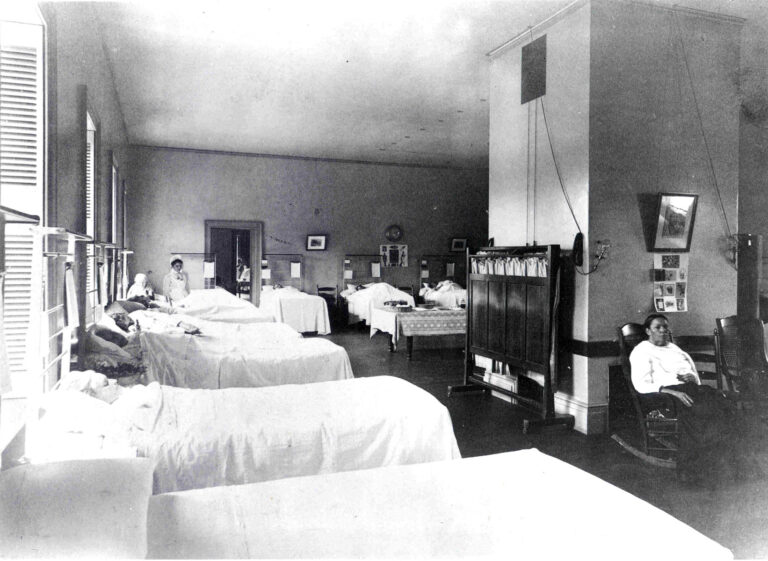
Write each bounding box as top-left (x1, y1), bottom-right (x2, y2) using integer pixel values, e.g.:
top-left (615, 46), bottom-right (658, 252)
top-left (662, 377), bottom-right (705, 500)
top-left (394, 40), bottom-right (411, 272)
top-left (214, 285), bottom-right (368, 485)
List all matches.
top-left (326, 328), bottom-right (768, 560)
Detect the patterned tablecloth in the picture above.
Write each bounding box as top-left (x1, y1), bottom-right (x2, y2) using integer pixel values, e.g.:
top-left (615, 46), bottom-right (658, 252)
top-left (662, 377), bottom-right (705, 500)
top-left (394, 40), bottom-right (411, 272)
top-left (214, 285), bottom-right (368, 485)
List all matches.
top-left (370, 307), bottom-right (466, 348)
top-left (398, 309), bottom-right (467, 337)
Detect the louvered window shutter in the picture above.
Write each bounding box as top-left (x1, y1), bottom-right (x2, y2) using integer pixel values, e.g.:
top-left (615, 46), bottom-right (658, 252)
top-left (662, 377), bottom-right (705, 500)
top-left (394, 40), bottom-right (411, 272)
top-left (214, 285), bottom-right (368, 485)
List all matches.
top-left (0, 21), bottom-right (45, 385)
top-left (85, 122), bottom-right (97, 324)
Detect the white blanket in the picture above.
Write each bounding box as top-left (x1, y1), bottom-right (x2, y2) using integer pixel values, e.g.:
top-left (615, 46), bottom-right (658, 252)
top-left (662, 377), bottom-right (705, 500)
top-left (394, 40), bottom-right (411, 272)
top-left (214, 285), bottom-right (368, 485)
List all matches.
top-left (259, 286), bottom-right (331, 334)
top-left (344, 282), bottom-right (415, 325)
top-left (32, 376), bottom-right (458, 494)
top-left (147, 449), bottom-right (733, 559)
top-left (142, 376), bottom-right (459, 493)
top-left (138, 327), bottom-right (352, 389)
top-left (131, 310), bottom-right (351, 389)
top-left (172, 288), bottom-right (274, 323)
top-left (419, 280), bottom-right (467, 308)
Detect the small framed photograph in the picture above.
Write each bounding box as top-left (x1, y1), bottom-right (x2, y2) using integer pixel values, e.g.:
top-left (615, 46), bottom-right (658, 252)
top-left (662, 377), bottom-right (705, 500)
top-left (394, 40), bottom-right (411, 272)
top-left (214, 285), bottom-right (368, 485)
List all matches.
top-left (661, 254), bottom-right (680, 269)
top-left (306, 235), bottom-right (327, 251)
top-left (652, 193), bottom-right (698, 252)
top-left (451, 238), bottom-right (468, 252)
top-left (676, 282), bottom-right (686, 298)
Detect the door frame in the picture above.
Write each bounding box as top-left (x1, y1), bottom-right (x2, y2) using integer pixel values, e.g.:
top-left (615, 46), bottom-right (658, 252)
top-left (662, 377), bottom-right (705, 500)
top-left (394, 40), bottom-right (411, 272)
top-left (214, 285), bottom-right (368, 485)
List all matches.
top-left (204, 220), bottom-right (263, 305)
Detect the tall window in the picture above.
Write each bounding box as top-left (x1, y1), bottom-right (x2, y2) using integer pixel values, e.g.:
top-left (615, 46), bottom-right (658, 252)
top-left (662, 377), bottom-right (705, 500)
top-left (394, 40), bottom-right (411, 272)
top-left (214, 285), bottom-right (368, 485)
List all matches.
top-left (0, 15), bottom-right (45, 392)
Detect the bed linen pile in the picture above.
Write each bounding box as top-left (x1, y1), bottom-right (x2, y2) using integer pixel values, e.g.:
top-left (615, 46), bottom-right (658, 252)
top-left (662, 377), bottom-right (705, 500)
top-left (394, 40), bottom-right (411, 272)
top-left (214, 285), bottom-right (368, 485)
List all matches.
top-left (172, 288), bottom-right (274, 323)
top-left (419, 280), bottom-right (467, 308)
top-left (341, 282), bottom-right (415, 324)
top-left (259, 286), bottom-right (331, 334)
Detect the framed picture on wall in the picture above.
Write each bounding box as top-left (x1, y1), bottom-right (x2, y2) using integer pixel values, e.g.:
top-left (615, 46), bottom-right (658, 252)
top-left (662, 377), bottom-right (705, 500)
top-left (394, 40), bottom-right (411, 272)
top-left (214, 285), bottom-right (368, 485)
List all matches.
top-left (306, 235), bottom-right (327, 251)
top-left (652, 193), bottom-right (698, 252)
top-left (451, 238), bottom-right (468, 252)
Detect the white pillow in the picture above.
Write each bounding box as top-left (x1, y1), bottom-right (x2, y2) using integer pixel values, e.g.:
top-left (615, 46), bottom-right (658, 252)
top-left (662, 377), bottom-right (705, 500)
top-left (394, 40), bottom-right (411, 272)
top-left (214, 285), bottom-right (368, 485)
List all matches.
top-left (37, 390), bottom-right (115, 436)
top-left (0, 458), bottom-right (153, 558)
top-left (363, 282), bottom-right (376, 288)
top-left (346, 283), bottom-right (357, 292)
top-left (261, 285), bottom-right (274, 292)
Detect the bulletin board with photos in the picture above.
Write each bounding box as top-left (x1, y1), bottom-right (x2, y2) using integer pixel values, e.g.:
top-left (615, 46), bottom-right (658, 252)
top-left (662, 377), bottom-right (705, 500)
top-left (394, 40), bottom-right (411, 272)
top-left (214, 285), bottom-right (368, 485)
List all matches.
top-left (653, 253), bottom-right (688, 313)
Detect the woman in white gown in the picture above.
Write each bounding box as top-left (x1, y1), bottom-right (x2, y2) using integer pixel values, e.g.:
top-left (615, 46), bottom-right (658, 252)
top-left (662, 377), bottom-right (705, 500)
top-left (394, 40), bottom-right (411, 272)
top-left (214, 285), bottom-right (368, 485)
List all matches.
top-left (126, 273), bottom-right (154, 300)
top-left (162, 255), bottom-right (190, 304)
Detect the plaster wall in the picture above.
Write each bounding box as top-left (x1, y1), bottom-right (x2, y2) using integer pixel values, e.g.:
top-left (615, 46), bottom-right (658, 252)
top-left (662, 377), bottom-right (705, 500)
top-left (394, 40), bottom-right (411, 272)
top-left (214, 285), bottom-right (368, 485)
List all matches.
top-left (589, 1), bottom-right (740, 341)
top-left (587, 1), bottom-right (740, 427)
top-left (127, 146), bottom-right (488, 294)
top-left (488, 2), bottom-right (592, 430)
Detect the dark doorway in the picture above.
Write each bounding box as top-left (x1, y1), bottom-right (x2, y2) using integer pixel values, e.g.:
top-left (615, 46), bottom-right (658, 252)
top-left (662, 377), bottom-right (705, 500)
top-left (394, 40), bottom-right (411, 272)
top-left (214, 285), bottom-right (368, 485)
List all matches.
top-left (204, 220), bottom-right (263, 305)
top-left (210, 228), bottom-right (250, 294)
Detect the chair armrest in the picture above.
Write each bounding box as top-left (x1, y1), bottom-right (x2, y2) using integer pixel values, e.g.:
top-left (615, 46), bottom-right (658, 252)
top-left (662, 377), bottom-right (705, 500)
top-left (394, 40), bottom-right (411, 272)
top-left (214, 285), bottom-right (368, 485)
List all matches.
top-left (637, 391), bottom-right (679, 417)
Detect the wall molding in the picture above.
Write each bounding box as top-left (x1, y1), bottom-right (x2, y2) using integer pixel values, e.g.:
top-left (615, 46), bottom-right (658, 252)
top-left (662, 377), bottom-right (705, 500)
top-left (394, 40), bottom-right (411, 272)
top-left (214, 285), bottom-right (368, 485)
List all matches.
top-left (129, 143), bottom-right (487, 172)
top-left (562, 335), bottom-right (713, 358)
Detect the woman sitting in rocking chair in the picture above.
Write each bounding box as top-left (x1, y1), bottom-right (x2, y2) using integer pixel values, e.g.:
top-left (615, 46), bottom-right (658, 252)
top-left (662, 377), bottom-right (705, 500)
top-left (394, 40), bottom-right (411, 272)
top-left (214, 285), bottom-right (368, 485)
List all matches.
top-left (630, 313), bottom-right (760, 486)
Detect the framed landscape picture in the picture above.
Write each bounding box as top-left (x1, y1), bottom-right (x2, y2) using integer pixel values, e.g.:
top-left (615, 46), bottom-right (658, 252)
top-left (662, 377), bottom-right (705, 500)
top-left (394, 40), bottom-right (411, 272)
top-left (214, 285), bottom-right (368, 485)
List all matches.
top-left (306, 235), bottom-right (327, 251)
top-left (652, 193), bottom-right (698, 252)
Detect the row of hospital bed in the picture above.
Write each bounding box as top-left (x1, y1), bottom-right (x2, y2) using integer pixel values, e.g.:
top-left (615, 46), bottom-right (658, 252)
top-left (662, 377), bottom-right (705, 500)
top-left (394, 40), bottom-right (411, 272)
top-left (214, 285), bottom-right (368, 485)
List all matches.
top-left (1, 285), bottom-right (734, 558)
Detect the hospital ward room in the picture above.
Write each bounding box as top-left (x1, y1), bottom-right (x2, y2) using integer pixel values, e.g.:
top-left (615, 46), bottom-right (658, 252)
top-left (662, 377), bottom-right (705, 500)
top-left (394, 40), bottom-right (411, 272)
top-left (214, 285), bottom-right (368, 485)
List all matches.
top-left (3, 0), bottom-right (768, 559)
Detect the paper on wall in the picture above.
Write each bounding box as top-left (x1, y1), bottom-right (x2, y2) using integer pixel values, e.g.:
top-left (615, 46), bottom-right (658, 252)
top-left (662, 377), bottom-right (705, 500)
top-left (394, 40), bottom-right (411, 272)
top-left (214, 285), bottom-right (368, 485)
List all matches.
top-left (290, 261), bottom-right (301, 278)
top-left (652, 253), bottom-right (688, 313)
top-left (446, 263), bottom-right (455, 277)
top-left (343, 270), bottom-right (353, 280)
top-left (203, 261), bottom-right (215, 279)
top-left (262, 268), bottom-right (271, 280)
top-left (371, 262), bottom-right (381, 278)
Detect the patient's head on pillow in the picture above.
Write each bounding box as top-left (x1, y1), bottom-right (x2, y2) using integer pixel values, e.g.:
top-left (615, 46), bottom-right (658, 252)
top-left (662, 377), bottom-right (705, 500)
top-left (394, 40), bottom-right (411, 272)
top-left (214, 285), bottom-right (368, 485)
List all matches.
top-left (127, 294), bottom-right (152, 308)
top-left (111, 312), bottom-right (134, 333)
top-left (115, 299), bottom-right (146, 313)
top-left (57, 370), bottom-right (125, 403)
top-left (58, 370), bottom-right (109, 393)
top-left (92, 325), bottom-right (128, 347)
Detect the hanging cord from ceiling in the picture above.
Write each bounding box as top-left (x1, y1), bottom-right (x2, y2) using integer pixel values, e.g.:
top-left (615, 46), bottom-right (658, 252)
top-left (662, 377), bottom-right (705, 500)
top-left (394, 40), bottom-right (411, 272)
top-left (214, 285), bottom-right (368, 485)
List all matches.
top-left (526, 28), bottom-right (534, 245)
top-left (672, 11), bottom-right (733, 239)
top-left (533, 93), bottom-right (539, 243)
top-left (538, 98), bottom-right (605, 275)
top-left (652, 15), bottom-right (678, 195)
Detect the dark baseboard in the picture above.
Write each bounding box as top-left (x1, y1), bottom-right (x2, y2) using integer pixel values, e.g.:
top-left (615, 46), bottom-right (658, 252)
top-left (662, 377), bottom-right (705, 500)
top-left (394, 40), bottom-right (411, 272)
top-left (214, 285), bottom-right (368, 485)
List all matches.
top-left (563, 334), bottom-right (714, 358)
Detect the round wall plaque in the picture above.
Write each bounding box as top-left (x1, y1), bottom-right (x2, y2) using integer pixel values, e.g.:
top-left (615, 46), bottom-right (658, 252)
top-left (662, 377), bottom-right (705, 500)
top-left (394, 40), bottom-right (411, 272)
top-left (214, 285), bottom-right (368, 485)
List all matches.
top-left (385, 224), bottom-right (403, 242)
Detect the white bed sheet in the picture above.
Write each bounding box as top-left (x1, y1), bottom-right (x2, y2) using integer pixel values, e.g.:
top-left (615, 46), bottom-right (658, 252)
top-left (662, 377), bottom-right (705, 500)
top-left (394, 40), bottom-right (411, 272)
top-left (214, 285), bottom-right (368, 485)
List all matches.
top-left (419, 280), bottom-right (467, 308)
top-left (172, 288), bottom-right (274, 323)
top-left (344, 282), bottom-right (415, 325)
top-left (31, 376), bottom-right (459, 495)
top-left (147, 449), bottom-right (733, 560)
top-left (259, 286), bottom-right (331, 334)
top-left (133, 311), bottom-right (352, 389)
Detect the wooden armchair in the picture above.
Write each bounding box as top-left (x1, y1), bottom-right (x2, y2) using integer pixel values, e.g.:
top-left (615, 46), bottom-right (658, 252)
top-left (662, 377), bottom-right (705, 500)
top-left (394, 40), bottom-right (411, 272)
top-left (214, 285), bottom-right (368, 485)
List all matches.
top-left (615, 323), bottom-right (680, 467)
top-left (316, 284), bottom-right (338, 305)
top-left (397, 284), bottom-right (414, 297)
top-left (714, 316), bottom-right (768, 405)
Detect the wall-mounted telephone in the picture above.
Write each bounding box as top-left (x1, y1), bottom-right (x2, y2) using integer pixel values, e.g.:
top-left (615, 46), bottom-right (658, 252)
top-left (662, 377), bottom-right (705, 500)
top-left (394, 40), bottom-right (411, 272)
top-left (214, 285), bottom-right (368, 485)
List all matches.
top-left (573, 232), bottom-right (583, 267)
